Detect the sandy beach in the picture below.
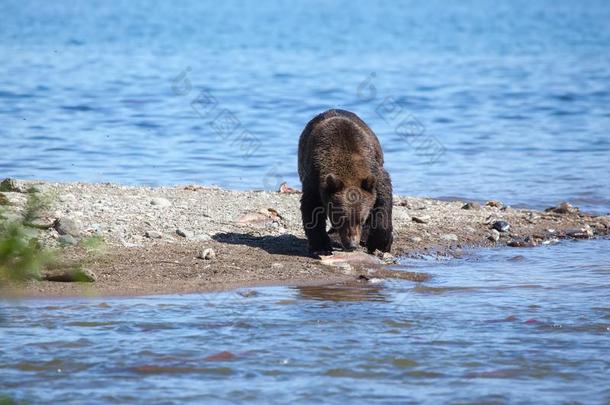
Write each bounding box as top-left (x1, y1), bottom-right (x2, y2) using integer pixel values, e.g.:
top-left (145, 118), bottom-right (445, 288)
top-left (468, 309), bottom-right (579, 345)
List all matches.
top-left (1, 179), bottom-right (608, 298)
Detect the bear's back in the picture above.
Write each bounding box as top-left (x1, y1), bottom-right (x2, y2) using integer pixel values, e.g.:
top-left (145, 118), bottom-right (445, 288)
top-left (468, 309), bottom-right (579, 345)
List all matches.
top-left (298, 109), bottom-right (383, 183)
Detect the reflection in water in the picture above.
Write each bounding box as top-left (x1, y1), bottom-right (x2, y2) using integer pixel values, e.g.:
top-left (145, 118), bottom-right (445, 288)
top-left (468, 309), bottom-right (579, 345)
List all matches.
top-left (296, 282), bottom-right (389, 302)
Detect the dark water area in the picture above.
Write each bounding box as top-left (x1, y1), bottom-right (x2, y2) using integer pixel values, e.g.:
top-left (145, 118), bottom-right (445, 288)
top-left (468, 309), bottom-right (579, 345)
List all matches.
top-left (1, 0), bottom-right (610, 212)
top-left (2, 239), bottom-right (610, 403)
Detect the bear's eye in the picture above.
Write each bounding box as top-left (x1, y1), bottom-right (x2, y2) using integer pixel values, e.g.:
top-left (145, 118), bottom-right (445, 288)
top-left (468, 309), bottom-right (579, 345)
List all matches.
top-left (324, 173), bottom-right (344, 193)
top-left (361, 175), bottom-right (376, 192)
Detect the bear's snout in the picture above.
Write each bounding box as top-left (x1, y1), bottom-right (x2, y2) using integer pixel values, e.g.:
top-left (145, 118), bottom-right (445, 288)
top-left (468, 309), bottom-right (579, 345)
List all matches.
top-left (339, 225), bottom-right (361, 252)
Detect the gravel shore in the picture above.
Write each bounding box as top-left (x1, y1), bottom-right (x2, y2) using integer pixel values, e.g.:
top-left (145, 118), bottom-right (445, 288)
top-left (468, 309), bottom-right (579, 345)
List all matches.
top-left (1, 179), bottom-right (608, 297)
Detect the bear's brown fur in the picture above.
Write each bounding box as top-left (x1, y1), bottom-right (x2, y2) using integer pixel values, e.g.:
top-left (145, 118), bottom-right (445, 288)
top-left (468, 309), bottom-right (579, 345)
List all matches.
top-left (298, 109), bottom-right (393, 255)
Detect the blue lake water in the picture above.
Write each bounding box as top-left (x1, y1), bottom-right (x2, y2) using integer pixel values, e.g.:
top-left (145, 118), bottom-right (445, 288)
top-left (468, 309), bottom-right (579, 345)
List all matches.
top-left (1, 1), bottom-right (610, 403)
top-left (2, 239), bottom-right (610, 403)
top-left (1, 0), bottom-right (609, 212)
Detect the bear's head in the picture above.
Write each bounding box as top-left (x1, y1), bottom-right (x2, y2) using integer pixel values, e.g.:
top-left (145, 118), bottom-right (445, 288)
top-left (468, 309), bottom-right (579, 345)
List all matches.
top-left (321, 173), bottom-right (377, 251)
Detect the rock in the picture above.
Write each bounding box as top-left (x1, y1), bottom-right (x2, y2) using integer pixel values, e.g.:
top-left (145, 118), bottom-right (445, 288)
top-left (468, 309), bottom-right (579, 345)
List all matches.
top-left (409, 236), bottom-right (423, 243)
top-left (278, 182), bottom-right (299, 194)
top-left (59, 193), bottom-right (77, 203)
top-left (0, 192), bottom-right (10, 205)
top-left (0, 178), bottom-right (20, 192)
top-left (197, 248), bottom-right (216, 260)
top-left (411, 215), bottom-right (430, 224)
top-left (150, 197), bottom-right (171, 207)
top-left (58, 234), bottom-right (77, 246)
top-left (29, 184), bottom-right (49, 194)
top-left (462, 202), bottom-right (481, 210)
top-left (491, 220), bottom-right (510, 233)
top-left (507, 237), bottom-right (537, 248)
top-left (381, 252), bottom-right (398, 265)
top-left (525, 212), bottom-right (539, 224)
top-left (441, 233), bottom-right (458, 242)
top-left (485, 200), bottom-right (503, 209)
top-left (26, 216), bottom-right (56, 229)
top-left (88, 223), bottom-right (103, 235)
top-left (545, 202), bottom-right (578, 215)
top-left (488, 229), bottom-right (500, 242)
top-left (597, 217), bottom-right (609, 229)
top-left (238, 290), bottom-right (258, 298)
top-left (176, 228), bottom-right (193, 238)
top-left (566, 226), bottom-right (593, 239)
top-left (43, 268), bottom-right (96, 282)
top-left (53, 217), bottom-right (81, 236)
top-left (236, 208), bottom-right (284, 229)
top-left (398, 199), bottom-right (426, 210)
top-left (1, 211), bottom-right (22, 223)
top-left (145, 230), bottom-right (163, 239)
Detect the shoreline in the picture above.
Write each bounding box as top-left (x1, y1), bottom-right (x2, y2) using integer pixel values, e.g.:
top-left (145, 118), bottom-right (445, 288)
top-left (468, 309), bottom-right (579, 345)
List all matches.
top-left (1, 179), bottom-right (608, 298)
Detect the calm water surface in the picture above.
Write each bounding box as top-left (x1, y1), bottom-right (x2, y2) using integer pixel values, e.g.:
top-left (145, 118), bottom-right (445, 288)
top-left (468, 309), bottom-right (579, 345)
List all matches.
top-left (1, 1), bottom-right (610, 402)
top-left (1, 0), bottom-right (609, 212)
top-left (2, 239), bottom-right (610, 403)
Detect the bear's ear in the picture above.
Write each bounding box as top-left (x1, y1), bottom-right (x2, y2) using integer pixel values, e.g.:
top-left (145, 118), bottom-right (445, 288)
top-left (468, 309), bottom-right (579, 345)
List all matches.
top-left (361, 175), bottom-right (376, 192)
top-left (324, 173), bottom-right (344, 193)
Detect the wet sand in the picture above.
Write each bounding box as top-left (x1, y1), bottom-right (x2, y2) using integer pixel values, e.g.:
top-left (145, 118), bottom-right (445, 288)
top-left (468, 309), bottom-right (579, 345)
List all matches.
top-left (1, 180), bottom-right (608, 298)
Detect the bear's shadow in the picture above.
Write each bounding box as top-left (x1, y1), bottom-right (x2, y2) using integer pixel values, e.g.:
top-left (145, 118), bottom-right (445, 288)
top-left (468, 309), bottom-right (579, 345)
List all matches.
top-left (212, 232), bottom-right (312, 258)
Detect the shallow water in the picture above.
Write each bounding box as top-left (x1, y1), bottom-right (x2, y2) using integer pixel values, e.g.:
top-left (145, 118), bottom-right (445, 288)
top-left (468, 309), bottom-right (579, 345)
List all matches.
top-left (2, 239), bottom-right (610, 403)
top-left (1, 0), bottom-right (610, 212)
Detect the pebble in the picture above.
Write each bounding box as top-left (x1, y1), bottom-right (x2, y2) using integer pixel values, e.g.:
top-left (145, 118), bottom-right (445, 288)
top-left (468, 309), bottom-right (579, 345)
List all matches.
top-left (197, 248), bottom-right (216, 260)
top-left (409, 236), bottom-right (423, 243)
top-left (488, 229), bottom-right (500, 242)
top-left (236, 208), bottom-right (284, 229)
top-left (145, 230), bottom-right (163, 239)
top-left (88, 224), bottom-right (103, 235)
top-left (58, 234), bottom-right (77, 246)
top-left (59, 193), bottom-right (77, 203)
top-left (399, 199), bottom-right (426, 210)
top-left (0, 178), bottom-right (20, 192)
top-left (27, 216), bottom-right (56, 229)
top-left (43, 268), bottom-right (96, 282)
top-left (383, 253), bottom-right (398, 265)
top-left (507, 237), bottom-right (537, 248)
top-left (441, 233), bottom-right (458, 242)
top-left (278, 182), bottom-right (299, 194)
top-left (461, 202), bottom-right (481, 210)
top-left (411, 215), bottom-right (430, 224)
top-left (485, 200), bottom-right (503, 208)
top-left (176, 228), bottom-right (193, 238)
top-left (545, 202), bottom-right (578, 215)
top-left (491, 220), bottom-right (510, 233)
top-left (53, 217), bottom-right (81, 236)
top-left (150, 197), bottom-right (171, 207)
top-left (566, 226), bottom-right (593, 239)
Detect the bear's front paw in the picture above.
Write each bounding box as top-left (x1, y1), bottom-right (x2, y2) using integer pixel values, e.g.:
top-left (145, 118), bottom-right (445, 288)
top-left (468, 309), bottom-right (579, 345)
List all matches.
top-left (366, 231), bottom-right (393, 254)
top-left (308, 244), bottom-right (333, 258)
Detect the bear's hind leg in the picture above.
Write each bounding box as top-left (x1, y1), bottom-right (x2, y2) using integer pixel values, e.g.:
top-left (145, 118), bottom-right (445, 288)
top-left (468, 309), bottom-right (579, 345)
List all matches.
top-left (365, 169), bottom-right (394, 253)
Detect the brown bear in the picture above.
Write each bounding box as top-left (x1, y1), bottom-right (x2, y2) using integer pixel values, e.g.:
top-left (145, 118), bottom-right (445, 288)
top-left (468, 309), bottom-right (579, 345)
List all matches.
top-left (298, 109), bottom-right (393, 256)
